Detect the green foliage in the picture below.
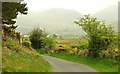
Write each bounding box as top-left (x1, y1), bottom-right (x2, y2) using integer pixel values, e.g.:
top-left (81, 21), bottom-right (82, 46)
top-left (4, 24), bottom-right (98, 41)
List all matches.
top-left (3, 53), bottom-right (52, 72)
top-left (99, 49), bottom-right (119, 62)
top-left (29, 27), bottom-right (56, 51)
top-left (22, 41), bottom-right (31, 48)
top-left (109, 33), bottom-right (119, 49)
top-left (3, 38), bottom-right (20, 52)
top-left (22, 36), bottom-right (30, 41)
top-left (74, 15), bottom-right (116, 58)
top-left (2, 2), bottom-right (28, 25)
top-left (42, 37), bottom-right (55, 50)
top-left (2, 38), bottom-right (52, 72)
top-left (2, 1), bottom-right (28, 38)
top-left (29, 27), bottom-right (44, 49)
top-left (37, 48), bottom-right (46, 54)
top-left (71, 40), bottom-right (88, 50)
top-left (37, 37), bottom-right (56, 54)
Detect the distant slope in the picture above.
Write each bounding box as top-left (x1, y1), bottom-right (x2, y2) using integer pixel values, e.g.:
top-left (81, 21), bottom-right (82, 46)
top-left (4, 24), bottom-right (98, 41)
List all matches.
top-left (16, 6), bottom-right (118, 36)
top-left (94, 5), bottom-right (118, 32)
top-left (15, 8), bottom-right (86, 36)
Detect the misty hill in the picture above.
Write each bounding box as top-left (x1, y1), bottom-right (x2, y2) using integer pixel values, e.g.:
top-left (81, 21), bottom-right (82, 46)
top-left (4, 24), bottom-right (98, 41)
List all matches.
top-left (16, 6), bottom-right (118, 36)
top-left (16, 8), bottom-right (86, 36)
top-left (94, 5), bottom-right (118, 32)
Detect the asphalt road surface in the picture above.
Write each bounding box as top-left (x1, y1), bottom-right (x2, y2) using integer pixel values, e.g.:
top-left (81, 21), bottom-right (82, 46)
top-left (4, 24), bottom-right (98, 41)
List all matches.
top-left (42, 55), bottom-right (98, 72)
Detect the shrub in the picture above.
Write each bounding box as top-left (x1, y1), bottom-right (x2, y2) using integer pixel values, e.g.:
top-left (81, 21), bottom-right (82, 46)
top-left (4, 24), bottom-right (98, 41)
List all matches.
top-left (70, 39), bottom-right (88, 51)
top-left (75, 15), bottom-right (116, 58)
top-left (69, 47), bottom-right (78, 55)
top-left (3, 38), bottom-right (22, 52)
top-left (78, 40), bottom-right (88, 50)
top-left (99, 49), bottom-right (119, 62)
top-left (77, 50), bottom-right (82, 56)
top-left (42, 37), bottom-right (56, 50)
top-left (77, 49), bottom-right (89, 56)
top-left (53, 46), bottom-right (68, 53)
top-left (22, 41), bottom-right (31, 48)
top-left (29, 27), bottom-right (45, 49)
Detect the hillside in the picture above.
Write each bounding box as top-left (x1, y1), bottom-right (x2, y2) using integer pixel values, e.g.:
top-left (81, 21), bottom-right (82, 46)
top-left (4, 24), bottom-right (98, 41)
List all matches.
top-left (94, 5), bottom-right (118, 32)
top-left (2, 38), bottom-right (52, 72)
top-left (16, 6), bottom-right (118, 36)
top-left (15, 8), bottom-right (86, 36)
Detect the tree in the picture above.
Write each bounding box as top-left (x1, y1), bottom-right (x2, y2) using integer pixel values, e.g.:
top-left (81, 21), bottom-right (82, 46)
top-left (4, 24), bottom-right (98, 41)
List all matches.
top-left (29, 27), bottom-right (44, 49)
top-left (42, 37), bottom-right (55, 50)
top-left (2, 2), bottom-right (28, 25)
top-left (74, 15), bottom-right (116, 58)
top-left (2, 1), bottom-right (28, 35)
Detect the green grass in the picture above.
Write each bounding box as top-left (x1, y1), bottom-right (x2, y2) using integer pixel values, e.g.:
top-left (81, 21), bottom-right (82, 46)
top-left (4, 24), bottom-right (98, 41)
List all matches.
top-left (37, 48), bottom-right (46, 54)
top-left (2, 38), bottom-right (52, 72)
top-left (50, 52), bottom-right (118, 72)
top-left (2, 52), bottom-right (52, 72)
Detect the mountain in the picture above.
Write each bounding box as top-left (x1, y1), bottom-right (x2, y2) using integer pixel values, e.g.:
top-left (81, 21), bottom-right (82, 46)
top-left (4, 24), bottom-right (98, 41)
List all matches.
top-left (16, 6), bottom-right (118, 36)
top-left (94, 5), bottom-right (118, 32)
top-left (15, 8), bottom-right (86, 36)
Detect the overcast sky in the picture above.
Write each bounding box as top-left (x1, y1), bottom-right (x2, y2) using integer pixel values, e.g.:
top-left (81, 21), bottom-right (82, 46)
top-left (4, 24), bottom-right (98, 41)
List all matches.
top-left (25, 0), bottom-right (120, 14)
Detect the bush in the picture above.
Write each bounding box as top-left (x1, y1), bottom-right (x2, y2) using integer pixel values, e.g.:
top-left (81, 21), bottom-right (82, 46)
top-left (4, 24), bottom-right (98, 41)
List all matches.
top-left (3, 38), bottom-right (22, 52)
top-left (77, 49), bottom-right (89, 56)
top-left (22, 41), bottom-right (31, 48)
top-left (78, 40), bottom-right (88, 49)
top-left (75, 15), bottom-right (116, 58)
top-left (70, 39), bottom-right (88, 50)
top-left (99, 49), bottom-right (119, 62)
top-left (42, 37), bottom-right (55, 50)
top-left (54, 48), bottom-right (67, 53)
top-left (29, 27), bottom-right (45, 49)
top-left (69, 47), bottom-right (78, 55)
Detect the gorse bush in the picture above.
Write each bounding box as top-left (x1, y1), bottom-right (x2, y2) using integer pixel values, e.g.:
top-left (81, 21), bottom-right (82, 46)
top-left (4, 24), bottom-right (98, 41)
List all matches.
top-left (99, 49), bottom-right (119, 62)
top-left (69, 47), bottom-right (78, 55)
top-left (3, 38), bottom-right (20, 52)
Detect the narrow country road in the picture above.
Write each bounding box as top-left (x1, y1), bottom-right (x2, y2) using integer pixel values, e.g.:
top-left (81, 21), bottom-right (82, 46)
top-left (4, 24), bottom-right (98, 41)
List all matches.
top-left (42, 55), bottom-right (98, 72)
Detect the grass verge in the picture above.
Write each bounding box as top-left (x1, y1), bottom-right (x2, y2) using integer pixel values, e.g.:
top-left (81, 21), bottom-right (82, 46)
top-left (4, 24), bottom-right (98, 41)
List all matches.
top-left (49, 52), bottom-right (118, 72)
